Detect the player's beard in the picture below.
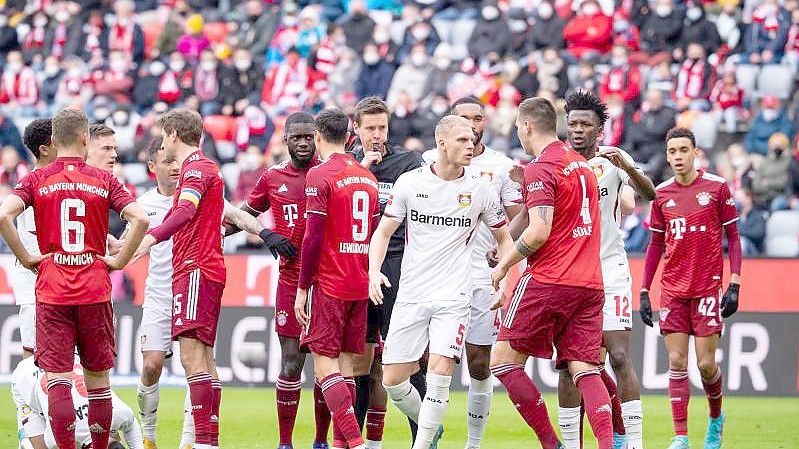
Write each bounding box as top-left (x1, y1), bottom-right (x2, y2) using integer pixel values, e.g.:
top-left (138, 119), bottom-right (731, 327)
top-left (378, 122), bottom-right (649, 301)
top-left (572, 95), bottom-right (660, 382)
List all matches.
top-left (289, 148), bottom-right (314, 169)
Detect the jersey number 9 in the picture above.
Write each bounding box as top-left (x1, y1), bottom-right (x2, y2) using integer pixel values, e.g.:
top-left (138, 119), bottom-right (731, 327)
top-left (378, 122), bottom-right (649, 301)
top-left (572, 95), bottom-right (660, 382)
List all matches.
top-left (352, 190), bottom-right (370, 242)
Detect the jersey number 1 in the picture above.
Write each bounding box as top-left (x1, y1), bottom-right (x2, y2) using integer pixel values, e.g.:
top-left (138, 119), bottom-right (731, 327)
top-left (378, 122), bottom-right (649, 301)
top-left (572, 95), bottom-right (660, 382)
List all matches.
top-left (60, 198), bottom-right (86, 252)
top-left (352, 190), bottom-right (370, 242)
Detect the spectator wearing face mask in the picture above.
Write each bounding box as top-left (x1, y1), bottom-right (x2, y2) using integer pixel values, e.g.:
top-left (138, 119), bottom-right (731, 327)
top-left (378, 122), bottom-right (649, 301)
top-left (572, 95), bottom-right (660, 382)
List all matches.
top-left (340, 0), bottom-right (376, 53)
top-left (327, 47), bottom-right (361, 107)
top-left (0, 51), bottom-right (40, 119)
top-left (357, 42), bottom-right (396, 100)
top-left (234, 145), bottom-right (268, 203)
top-left (266, 9), bottom-right (301, 66)
top-left (467, 1), bottom-right (512, 60)
top-left (528, 1), bottom-right (566, 51)
top-left (734, 188), bottom-right (768, 254)
top-left (675, 1), bottom-right (722, 61)
top-left (745, 95), bottom-right (794, 156)
top-left (387, 44), bottom-right (433, 107)
top-left (152, 7), bottom-right (187, 58)
top-left (315, 24), bottom-right (346, 75)
top-left (414, 93), bottom-right (450, 149)
top-left (745, 0), bottom-right (790, 64)
top-left (714, 1), bottom-right (744, 56)
top-left (709, 71), bottom-right (745, 133)
top-left (194, 49), bottom-right (224, 116)
top-left (220, 48), bottom-right (264, 116)
top-left (507, 8), bottom-right (532, 58)
top-left (73, 9), bottom-right (105, 61)
top-left (109, 107), bottom-right (139, 161)
top-left (537, 47), bottom-right (568, 97)
top-left (600, 44), bottom-right (642, 104)
top-left (399, 19), bottom-right (441, 63)
top-left (297, 7), bottom-right (325, 58)
top-left (784, 9), bottom-right (799, 71)
top-left (53, 56), bottom-right (89, 110)
top-left (132, 59), bottom-right (162, 112)
top-left (611, 12), bottom-right (641, 53)
top-left (371, 25), bottom-right (400, 66)
top-left (45, 4), bottom-right (83, 61)
top-left (91, 50), bottom-right (135, 104)
top-left (673, 42), bottom-right (714, 111)
top-left (388, 90), bottom-right (418, 145)
top-left (0, 11), bottom-right (19, 61)
top-left (100, 0), bottom-right (144, 66)
top-left (752, 132), bottom-right (792, 210)
top-left (262, 47), bottom-right (309, 115)
top-left (236, 0), bottom-right (281, 63)
top-left (421, 43), bottom-right (456, 101)
top-left (639, 0), bottom-right (683, 65)
top-left (562, 0), bottom-right (613, 60)
top-left (39, 56), bottom-right (63, 114)
top-left (235, 105), bottom-right (274, 152)
top-left (0, 145), bottom-right (28, 186)
top-left (22, 11), bottom-right (51, 63)
top-left (625, 88), bottom-right (676, 183)
top-left (603, 95), bottom-right (627, 147)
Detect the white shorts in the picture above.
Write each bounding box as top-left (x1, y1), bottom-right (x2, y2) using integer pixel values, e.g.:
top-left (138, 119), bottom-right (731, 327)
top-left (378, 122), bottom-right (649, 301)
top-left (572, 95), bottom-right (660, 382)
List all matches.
top-left (602, 287), bottom-right (633, 331)
top-left (139, 306), bottom-right (173, 353)
top-left (383, 300), bottom-right (470, 364)
top-left (466, 286), bottom-right (499, 346)
top-left (19, 304), bottom-right (35, 351)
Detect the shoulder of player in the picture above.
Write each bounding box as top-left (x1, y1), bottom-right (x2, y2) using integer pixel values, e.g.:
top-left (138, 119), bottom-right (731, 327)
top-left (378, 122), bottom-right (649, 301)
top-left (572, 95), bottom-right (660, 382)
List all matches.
top-left (393, 146), bottom-right (425, 168)
top-left (655, 177), bottom-right (676, 192)
top-left (700, 171), bottom-right (727, 185)
top-left (421, 148), bottom-right (437, 164)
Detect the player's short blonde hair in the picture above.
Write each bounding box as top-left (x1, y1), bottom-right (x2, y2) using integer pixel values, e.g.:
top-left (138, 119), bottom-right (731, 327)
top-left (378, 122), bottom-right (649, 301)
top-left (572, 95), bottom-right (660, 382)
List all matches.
top-left (434, 115), bottom-right (472, 144)
top-left (52, 108), bottom-right (88, 148)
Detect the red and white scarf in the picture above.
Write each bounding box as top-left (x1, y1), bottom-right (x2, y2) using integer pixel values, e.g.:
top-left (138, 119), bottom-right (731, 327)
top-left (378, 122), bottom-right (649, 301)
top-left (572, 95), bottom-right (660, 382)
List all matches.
top-left (108, 21), bottom-right (134, 53)
top-left (51, 23), bottom-right (69, 59)
top-left (0, 68), bottom-right (39, 105)
top-left (676, 59), bottom-right (708, 100)
top-left (158, 71), bottom-right (181, 103)
top-left (25, 26), bottom-right (47, 49)
top-left (605, 66), bottom-right (628, 94)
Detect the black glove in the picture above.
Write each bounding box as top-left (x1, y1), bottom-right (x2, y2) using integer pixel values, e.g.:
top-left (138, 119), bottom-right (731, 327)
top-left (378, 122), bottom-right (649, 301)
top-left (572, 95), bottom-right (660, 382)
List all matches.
top-left (259, 229), bottom-right (297, 259)
top-left (639, 290), bottom-right (654, 327)
top-left (721, 283), bottom-right (739, 318)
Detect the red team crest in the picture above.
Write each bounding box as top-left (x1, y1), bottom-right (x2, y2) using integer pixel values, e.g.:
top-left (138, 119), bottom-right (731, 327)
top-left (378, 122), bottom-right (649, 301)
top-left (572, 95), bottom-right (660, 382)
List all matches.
top-left (458, 192), bottom-right (472, 207)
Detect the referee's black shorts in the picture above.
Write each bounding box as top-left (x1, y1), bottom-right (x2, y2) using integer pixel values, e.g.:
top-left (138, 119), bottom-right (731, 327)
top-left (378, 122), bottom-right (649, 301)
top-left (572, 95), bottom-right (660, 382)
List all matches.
top-left (366, 253), bottom-right (403, 342)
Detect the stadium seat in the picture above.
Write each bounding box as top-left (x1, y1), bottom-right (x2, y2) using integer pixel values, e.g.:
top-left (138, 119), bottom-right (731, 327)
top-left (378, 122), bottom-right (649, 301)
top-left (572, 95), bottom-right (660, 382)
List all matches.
top-left (764, 211), bottom-right (799, 257)
top-left (216, 141), bottom-right (238, 161)
top-left (122, 163), bottom-right (149, 186)
top-left (736, 64), bottom-right (759, 96)
top-left (203, 115), bottom-right (237, 142)
top-left (204, 22), bottom-right (229, 45)
top-left (757, 64), bottom-right (795, 100)
top-left (221, 162), bottom-right (240, 193)
top-left (691, 112), bottom-right (718, 149)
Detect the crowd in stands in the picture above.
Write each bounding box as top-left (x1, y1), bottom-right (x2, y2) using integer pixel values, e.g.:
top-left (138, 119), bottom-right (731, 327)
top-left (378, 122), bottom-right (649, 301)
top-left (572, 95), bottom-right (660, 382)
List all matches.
top-left (0, 0), bottom-right (797, 256)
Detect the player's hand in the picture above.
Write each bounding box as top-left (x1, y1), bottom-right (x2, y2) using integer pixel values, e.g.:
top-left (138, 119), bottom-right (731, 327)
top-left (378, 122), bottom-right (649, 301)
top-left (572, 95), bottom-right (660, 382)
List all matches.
top-left (599, 148), bottom-right (633, 171)
top-left (639, 290), bottom-right (654, 327)
top-left (486, 248), bottom-right (499, 268)
top-left (295, 288), bottom-right (309, 327)
top-left (100, 254), bottom-right (127, 271)
top-left (721, 283), bottom-right (739, 318)
top-left (259, 229), bottom-right (297, 259)
top-left (21, 252), bottom-right (51, 274)
top-left (360, 150), bottom-right (383, 169)
top-left (491, 280), bottom-right (508, 310)
top-left (369, 271), bottom-right (391, 305)
top-left (508, 164), bottom-right (524, 185)
top-left (131, 235), bottom-right (156, 264)
top-left (491, 264), bottom-right (509, 291)
top-left (108, 237), bottom-right (124, 256)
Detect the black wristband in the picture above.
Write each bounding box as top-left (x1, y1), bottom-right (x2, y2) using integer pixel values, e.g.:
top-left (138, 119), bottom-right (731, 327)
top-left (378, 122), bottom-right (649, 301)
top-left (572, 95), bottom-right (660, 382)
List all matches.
top-left (259, 229), bottom-right (275, 241)
top-left (728, 283), bottom-right (740, 293)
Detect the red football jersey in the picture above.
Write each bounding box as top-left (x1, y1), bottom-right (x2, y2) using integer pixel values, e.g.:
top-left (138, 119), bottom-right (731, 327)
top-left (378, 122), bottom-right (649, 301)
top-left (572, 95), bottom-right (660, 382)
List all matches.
top-left (523, 141), bottom-right (603, 290)
top-left (304, 153), bottom-right (380, 300)
top-left (11, 157), bottom-right (135, 305)
top-left (246, 159), bottom-right (320, 286)
top-left (649, 171), bottom-right (739, 298)
top-left (171, 151), bottom-right (226, 284)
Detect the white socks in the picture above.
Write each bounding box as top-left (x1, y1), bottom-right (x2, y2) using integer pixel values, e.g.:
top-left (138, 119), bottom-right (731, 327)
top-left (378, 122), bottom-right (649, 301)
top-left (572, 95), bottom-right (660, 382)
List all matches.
top-left (413, 373), bottom-right (452, 449)
top-left (465, 377), bottom-right (493, 449)
top-left (622, 399), bottom-right (644, 449)
top-left (558, 406), bottom-right (582, 449)
top-left (365, 440), bottom-right (383, 449)
top-left (385, 379), bottom-right (422, 423)
top-left (136, 381), bottom-right (160, 440)
top-left (180, 386), bottom-right (195, 448)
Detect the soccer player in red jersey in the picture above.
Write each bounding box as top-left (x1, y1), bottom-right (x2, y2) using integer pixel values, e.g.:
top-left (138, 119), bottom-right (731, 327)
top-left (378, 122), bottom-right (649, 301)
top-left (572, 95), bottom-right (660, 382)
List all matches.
top-left (241, 112), bottom-right (332, 449)
top-left (0, 108), bottom-right (149, 449)
top-left (294, 108), bottom-right (380, 449)
top-left (490, 97), bottom-right (614, 449)
top-left (134, 109), bottom-right (227, 449)
top-left (640, 128), bottom-right (742, 449)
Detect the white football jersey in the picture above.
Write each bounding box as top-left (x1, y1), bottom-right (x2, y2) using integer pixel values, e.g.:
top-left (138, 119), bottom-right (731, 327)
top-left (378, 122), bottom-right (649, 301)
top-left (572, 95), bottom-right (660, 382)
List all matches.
top-left (590, 147), bottom-right (639, 289)
top-left (384, 164), bottom-right (507, 304)
top-left (11, 193), bottom-right (41, 306)
top-left (423, 147), bottom-right (522, 286)
top-left (12, 357), bottom-right (141, 449)
top-left (136, 188), bottom-right (174, 308)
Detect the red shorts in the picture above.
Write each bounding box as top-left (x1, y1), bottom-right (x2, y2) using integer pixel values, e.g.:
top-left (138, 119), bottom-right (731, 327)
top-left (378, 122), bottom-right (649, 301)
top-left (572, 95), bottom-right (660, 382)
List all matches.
top-left (172, 269), bottom-right (224, 347)
top-left (35, 301), bottom-right (115, 373)
top-left (300, 286), bottom-right (367, 358)
top-left (498, 273), bottom-right (604, 370)
top-left (275, 281), bottom-right (301, 339)
top-left (659, 291), bottom-right (723, 337)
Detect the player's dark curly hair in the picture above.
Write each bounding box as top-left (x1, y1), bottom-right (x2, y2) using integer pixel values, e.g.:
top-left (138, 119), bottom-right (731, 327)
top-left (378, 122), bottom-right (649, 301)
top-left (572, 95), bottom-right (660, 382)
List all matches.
top-left (23, 118), bottom-right (52, 160)
top-left (665, 127), bottom-right (696, 148)
top-left (565, 90), bottom-right (609, 128)
top-left (285, 111), bottom-right (315, 129)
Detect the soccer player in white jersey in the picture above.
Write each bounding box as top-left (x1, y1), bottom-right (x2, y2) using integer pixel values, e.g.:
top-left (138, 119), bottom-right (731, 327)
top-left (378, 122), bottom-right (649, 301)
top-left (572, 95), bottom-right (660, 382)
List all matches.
top-left (422, 97), bottom-right (524, 449)
top-left (11, 356), bottom-right (144, 449)
top-left (369, 115), bottom-right (513, 449)
top-left (13, 119), bottom-right (57, 362)
top-left (128, 138), bottom-right (276, 449)
top-left (557, 91), bottom-right (656, 449)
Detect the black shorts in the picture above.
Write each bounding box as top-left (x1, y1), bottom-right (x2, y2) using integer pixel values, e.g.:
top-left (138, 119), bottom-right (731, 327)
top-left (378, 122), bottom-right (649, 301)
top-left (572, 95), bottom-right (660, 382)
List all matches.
top-left (379, 253), bottom-right (403, 340)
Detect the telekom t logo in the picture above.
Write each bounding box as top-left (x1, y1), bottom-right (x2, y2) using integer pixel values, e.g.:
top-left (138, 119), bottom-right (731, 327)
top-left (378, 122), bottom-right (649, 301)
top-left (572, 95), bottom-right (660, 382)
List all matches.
top-left (669, 217), bottom-right (686, 240)
top-left (283, 204), bottom-right (299, 228)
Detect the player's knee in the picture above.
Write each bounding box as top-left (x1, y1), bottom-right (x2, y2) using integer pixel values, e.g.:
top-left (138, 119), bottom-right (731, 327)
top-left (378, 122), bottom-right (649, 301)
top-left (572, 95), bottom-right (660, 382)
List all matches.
top-left (668, 351), bottom-right (689, 371)
top-left (697, 357), bottom-right (718, 379)
top-left (180, 348), bottom-right (206, 374)
top-left (281, 354), bottom-right (304, 378)
top-left (607, 346), bottom-right (631, 371)
top-left (468, 358), bottom-right (491, 381)
top-left (141, 358), bottom-right (164, 383)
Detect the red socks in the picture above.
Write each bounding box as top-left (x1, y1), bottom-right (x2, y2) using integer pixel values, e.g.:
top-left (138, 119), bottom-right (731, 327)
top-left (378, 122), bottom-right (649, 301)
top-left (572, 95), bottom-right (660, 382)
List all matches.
top-left (314, 380), bottom-right (332, 444)
top-left (87, 386), bottom-right (113, 449)
top-left (47, 378), bottom-right (76, 449)
top-left (211, 379), bottom-right (222, 446)
top-left (366, 406), bottom-right (386, 442)
top-left (703, 368), bottom-right (723, 419)
top-left (599, 367), bottom-right (626, 436)
top-left (491, 364), bottom-right (561, 449)
top-left (320, 373), bottom-right (364, 449)
top-left (276, 375), bottom-right (302, 445)
top-left (187, 372), bottom-right (214, 445)
top-left (669, 369), bottom-right (690, 436)
top-left (574, 370), bottom-right (614, 449)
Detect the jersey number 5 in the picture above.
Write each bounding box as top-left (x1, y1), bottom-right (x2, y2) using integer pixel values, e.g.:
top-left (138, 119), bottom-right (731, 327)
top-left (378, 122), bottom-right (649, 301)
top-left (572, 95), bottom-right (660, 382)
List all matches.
top-left (60, 198), bottom-right (86, 252)
top-left (352, 190), bottom-right (370, 242)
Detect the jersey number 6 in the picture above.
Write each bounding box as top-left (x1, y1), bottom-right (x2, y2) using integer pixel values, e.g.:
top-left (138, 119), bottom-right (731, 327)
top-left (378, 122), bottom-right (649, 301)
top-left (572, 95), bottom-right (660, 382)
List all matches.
top-left (60, 198), bottom-right (86, 252)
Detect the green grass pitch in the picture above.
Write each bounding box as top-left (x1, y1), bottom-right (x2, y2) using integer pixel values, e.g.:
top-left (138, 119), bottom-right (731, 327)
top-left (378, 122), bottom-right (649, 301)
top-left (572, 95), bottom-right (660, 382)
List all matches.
top-left (2, 388), bottom-right (797, 448)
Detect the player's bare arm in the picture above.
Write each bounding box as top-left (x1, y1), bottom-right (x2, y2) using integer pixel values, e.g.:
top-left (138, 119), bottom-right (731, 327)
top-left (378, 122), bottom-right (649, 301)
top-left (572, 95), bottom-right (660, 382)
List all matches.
top-left (102, 202), bottom-right (149, 270)
top-left (489, 225), bottom-right (514, 309)
top-left (620, 185), bottom-right (636, 216)
top-left (367, 216), bottom-right (401, 305)
top-left (722, 221), bottom-right (743, 318)
top-left (491, 205), bottom-right (553, 290)
top-left (0, 196), bottom-right (50, 272)
top-left (226, 200), bottom-right (297, 259)
top-left (599, 148), bottom-right (656, 200)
